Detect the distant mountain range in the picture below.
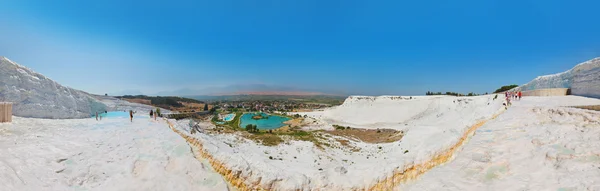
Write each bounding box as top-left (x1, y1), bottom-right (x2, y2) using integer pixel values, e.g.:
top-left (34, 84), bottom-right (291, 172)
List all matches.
top-left (153, 84), bottom-right (339, 97)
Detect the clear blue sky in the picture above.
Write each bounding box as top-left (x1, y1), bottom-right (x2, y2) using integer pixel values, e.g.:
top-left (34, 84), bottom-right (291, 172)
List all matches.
top-left (1, 0), bottom-right (599, 96)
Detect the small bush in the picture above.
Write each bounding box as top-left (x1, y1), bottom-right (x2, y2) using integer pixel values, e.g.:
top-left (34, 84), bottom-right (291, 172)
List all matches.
top-left (404, 150), bottom-right (409, 154)
top-left (333, 125), bottom-right (346, 130)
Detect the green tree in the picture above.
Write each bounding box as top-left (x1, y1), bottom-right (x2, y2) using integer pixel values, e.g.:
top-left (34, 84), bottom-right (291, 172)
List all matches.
top-left (245, 124), bottom-right (259, 133)
top-left (494, 85), bottom-right (519, 93)
top-left (204, 104), bottom-right (209, 111)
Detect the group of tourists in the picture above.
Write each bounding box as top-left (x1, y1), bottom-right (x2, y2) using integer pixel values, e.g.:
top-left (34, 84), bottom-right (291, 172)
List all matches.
top-left (94, 109), bottom-right (158, 123)
top-left (505, 90), bottom-right (523, 107)
top-left (128, 108), bottom-right (160, 122)
top-left (128, 108), bottom-right (159, 123)
top-left (149, 108), bottom-right (159, 121)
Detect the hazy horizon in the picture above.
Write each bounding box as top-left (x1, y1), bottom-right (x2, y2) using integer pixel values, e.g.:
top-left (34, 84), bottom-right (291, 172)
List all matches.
top-left (1, 0), bottom-right (599, 96)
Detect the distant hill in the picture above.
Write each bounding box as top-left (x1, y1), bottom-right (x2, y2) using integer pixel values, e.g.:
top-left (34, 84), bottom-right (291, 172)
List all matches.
top-left (519, 57), bottom-right (600, 98)
top-left (156, 84), bottom-right (337, 96)
top-left (116, 95), bottom-right (203, 106)
top-left (214, 91), bottom-right (326, 96)
top-left (0, 57), bottom-right (107, 119)
top-left (187, 94), bottom-right (346, 105)
top-left (115, 95), bottom-right (208, 112)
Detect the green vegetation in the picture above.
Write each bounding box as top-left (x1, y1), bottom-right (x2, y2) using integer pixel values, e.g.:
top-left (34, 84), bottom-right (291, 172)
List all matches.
top-left (169, 113), bottom-right (200, 120)
top-left (333, 124), bottom-right (351, 130)
top-left (226, 112), bottom-right (242, 128)
top-left (493, 85), bottom-right (519, 93)
top-left (215, 120), bottom-right (328, 148)
top-left (209, 109), bottom-right (328, 148)
top-left (243, 130), bottom-right (325, 148)
top-left (243, 131), bottom-right (284, 146)
top-left (245, 124), bottom-right (259, 133)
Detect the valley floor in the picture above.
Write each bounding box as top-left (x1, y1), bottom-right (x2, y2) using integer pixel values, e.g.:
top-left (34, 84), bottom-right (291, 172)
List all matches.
top-left (0, 115), bottom-right (229, 191)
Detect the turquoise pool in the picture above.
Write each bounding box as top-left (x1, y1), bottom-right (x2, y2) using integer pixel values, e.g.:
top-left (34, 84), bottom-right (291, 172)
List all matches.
top-left (239, 112), bottom-right (291, 130)
top-left (223, 113), bottom-right (235, 121)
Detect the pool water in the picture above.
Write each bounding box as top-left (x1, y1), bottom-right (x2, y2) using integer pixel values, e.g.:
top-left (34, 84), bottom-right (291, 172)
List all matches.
top-left (239, 112), bottom-right (291, 130)
top-left (223, 113), bottom-right (235, 121)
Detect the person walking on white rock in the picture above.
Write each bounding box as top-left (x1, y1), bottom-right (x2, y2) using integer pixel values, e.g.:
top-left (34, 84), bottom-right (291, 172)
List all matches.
top-left (129, 110), bottom-right (134, 122)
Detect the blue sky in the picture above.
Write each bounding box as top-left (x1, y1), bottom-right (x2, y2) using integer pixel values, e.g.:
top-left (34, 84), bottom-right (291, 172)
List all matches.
top-left (1, 0), bottom-right (599, 96)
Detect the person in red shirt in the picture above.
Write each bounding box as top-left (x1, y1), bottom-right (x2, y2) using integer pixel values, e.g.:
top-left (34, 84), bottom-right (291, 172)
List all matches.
top-left (518, 91), bottom-right (522, 100)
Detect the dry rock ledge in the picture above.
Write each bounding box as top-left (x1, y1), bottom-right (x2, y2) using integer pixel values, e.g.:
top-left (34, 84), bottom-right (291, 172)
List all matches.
top-left (367, 111), bottom-right (504, 190)
top-left (166, 120), bottom-right (258, 190)
top-left (165, 96), bottom-right (507, 190)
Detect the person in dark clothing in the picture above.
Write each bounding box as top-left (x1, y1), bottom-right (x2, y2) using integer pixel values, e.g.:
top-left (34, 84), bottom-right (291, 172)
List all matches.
top-left (129, 110), bottom-right (134, 122)
top-left (150, 110), bottom-right (154, 119)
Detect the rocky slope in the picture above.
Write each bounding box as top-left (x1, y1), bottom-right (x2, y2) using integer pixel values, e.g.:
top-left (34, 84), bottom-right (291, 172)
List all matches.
top-left (520, 57), bottom-right (600, 98)
top-left (0, 56), bottom-right (107, 119)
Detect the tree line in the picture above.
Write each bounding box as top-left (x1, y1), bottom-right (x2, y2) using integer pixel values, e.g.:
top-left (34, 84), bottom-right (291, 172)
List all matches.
top-left (493, 85), bottom-right (519, 93)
